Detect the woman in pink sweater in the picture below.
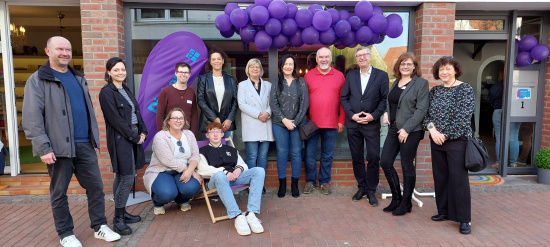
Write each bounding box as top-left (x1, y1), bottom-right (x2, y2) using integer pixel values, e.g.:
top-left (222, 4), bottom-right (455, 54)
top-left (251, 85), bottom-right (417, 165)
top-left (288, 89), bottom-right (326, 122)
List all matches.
top-left (143, 108), bottom-right (203, 215)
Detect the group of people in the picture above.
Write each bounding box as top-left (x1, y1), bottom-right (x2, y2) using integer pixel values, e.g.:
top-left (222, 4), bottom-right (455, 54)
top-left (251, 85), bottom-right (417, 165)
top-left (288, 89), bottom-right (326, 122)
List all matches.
top-left (22, 36), bottom-right (475, 247)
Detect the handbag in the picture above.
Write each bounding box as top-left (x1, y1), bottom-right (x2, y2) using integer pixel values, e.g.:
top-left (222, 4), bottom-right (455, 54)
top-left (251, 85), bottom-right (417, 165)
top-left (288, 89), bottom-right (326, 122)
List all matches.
top-left (465, 136), bottom-right (489, 172)
top-left (299, 120), bottom-right (319, 141)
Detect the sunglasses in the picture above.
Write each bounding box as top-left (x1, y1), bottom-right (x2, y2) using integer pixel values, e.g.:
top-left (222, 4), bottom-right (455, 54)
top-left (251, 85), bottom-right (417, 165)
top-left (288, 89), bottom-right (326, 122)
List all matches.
top-left (176, 140), bottom-right (185, 153)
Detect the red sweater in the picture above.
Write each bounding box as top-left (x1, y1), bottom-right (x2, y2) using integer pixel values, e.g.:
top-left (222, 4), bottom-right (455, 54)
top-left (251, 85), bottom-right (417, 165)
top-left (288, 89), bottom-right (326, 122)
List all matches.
top-left (304, 66), bottom-right (346, 128)
top-left (156, 85), bottom-right (198, 133)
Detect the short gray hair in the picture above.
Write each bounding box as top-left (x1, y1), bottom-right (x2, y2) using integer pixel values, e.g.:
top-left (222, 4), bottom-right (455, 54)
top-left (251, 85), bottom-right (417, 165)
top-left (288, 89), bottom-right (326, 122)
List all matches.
top-left (245, 58), bottom-right (264, 78)
top-left (355, 46), bottom-right (371, 57)
top-left (316, 47), bottom-right (332, 59)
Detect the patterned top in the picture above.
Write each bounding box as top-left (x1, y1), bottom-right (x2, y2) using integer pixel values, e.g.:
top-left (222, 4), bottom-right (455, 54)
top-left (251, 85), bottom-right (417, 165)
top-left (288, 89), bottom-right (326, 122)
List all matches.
top-left (270, 77), bottom-right (309, 127)
top-left (423, 83), bottom-right (475, 140)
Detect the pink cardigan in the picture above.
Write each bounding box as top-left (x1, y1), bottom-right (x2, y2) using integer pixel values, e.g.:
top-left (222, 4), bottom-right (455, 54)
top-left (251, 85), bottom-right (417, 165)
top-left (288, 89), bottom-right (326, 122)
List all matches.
top-left (143, 130), bottom-right (200, 195)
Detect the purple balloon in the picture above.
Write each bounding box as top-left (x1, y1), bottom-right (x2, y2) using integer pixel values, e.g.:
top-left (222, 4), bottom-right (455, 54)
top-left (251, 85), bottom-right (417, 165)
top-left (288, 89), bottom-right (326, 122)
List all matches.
top-left (302, 26), bottom-right (320, 45)
top-left (376, 31), bottom-right (386, 44)
top-left (334, 39), bottom-right (345, 49)
top-left (341, 32), bottom-right (356, 47)
top-left (313, 11), bottom-right (332, 31)
top-left (334, 20), bottom-right (351, 38)
top-left (519, 35), bottom-right (538, 52)
top-left (254, 0), bottom-right (270, 8)
top-left (225, 3), bottom-right (240, 16)
top-left (289, 29), bottom-right (304, 47)
top-left (265, 18), bottom-right (282, 36)
top-left (220, 28), bottom-right (235, 38)
top-left (531, 44), bottom-right (550, 61)
top-left (385, 21), bottom-right (403, 38)
top-left (273, 33), bottom-right (289, 49)
top-left (319, 27), bottom-right (336, 45)
top-left (355, 1), bottom-right (373, 21)
top-left (215, 14), bottom-right (232, 32)
top-left (309, 4), bottom-right (324, 14)
top-left (348, 41), bottom-right (359, 48)
top-left (240, 24), bottom-right (257, 43)
top-left (282, 18), bottom-right (298, 36)
top-left (386, 13), bottom-right (402, 24)
top-left (268, 0), bottom-right (287, 19)
top-left (326, 8), bottom-right (340, 25)
top-left (368, 14), bottom-right (387, 33)
top-left (230, 8), bottom-right (248, 28)
top-left (339, 10), bottom-right (350, 20)
top-left (356, 26), bottom-right (374, 44)
top-left (255, 30), bottom-right (272, 50)
top-left (286, 3), bottom-right (298, 19)
top-left (373, 6), bottom-right (383, 15)
top-left (348, 16), bottom-right (362, 31)
top-left (245, 4), bottom-right (256, 17)
top-left (516, 51), bottom-right (533, 67)
top-left (295, 8), bottom-right (313, 28)
top-left (367, 32), bottom-right (379, 45)
top-left (250, 6), bottom-right (269, 25)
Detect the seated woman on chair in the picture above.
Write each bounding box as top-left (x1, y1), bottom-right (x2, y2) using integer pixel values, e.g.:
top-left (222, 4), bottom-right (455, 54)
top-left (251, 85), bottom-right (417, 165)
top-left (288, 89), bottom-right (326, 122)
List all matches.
top-left (196, 122), bottom-right (265, 236)
top-left (143, 108), bottom-right (203, 215)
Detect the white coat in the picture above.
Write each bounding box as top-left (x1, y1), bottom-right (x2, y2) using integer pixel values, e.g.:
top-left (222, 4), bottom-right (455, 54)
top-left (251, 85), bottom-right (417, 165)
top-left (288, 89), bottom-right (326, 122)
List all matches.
top-left (237, 78), bottom-right (274, 142)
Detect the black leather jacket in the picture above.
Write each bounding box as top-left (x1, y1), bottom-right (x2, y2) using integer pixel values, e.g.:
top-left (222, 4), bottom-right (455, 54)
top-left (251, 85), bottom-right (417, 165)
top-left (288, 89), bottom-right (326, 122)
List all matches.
top-left (196, 71), bottom-right (238, 133)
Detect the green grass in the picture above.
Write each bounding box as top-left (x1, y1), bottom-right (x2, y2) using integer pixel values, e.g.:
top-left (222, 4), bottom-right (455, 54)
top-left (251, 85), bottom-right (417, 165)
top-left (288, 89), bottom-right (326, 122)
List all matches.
top-left (19, 145), bottom-right (42, 164)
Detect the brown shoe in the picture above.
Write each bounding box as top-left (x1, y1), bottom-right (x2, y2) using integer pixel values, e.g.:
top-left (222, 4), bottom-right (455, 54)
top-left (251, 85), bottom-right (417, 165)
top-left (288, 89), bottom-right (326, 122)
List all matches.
top-left (303, 182), bottom-right (315, 194)
top-left (509, 163), bottom-right (517, 167)
top-left (320, 183), bottom-right (330, 195)
top-left (491, 162), bottom-right (499, 169)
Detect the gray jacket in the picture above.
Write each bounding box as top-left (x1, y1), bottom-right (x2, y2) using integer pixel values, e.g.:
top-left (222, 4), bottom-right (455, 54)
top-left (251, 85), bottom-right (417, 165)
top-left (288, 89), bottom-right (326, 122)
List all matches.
top-left (386, 75), bottom-right (429, 133)
top-left (22, 61), bottom-right (100, 158)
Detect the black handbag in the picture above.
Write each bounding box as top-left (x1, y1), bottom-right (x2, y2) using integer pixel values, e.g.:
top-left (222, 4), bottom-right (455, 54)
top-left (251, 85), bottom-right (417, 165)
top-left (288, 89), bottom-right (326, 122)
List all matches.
top-left (465, 136), bottom-right (489, 172)
top-left (299, 120), bottom-right (319, 141)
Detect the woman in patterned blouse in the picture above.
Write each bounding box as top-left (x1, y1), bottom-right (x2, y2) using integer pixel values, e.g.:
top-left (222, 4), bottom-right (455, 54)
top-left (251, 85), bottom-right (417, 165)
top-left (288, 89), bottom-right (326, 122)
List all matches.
top-left (423, 56), bottom-right (474, 235)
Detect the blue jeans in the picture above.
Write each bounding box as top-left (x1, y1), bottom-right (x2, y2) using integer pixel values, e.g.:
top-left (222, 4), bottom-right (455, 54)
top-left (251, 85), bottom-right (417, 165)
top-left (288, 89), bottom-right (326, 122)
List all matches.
top-left (151, 170), bottom-right (201, 207)
top-left (208, 167), bottom-right (265, 219)
top-left (305, 128), bottom-right (337, 185)
top-left (244, 141), bottom-right (270, 170)
top-left (272, 123), bottom-right (303, 179)
top-left (492, 109), bottom-right (502, 163)
top-left (493, 109), bottom-right (520, 164)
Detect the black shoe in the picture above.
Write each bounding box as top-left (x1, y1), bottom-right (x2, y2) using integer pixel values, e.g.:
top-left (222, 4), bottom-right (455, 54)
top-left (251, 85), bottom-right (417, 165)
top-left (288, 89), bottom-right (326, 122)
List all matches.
top-left (278, 178), bottom-right (286, 198)
top-left (383, 199), bottom-right (401, 213)
top-left (459, 222), bottom-right (471, 234)
top-left (431, 214), bottom-right (448, 221)
top-left (124, 211), bottom-right (141, 223)
top-left (392, 202), bottom-right (412, 216)
top-left (352, 190), bottom-right (367, 201)
top-left (262, 187), bottom-right (266, 194)
top-left (291, 177), bottom-right (300, 198)
top-left (114, 208), bottom-right (132, 235)
top-left (367, 193), bottom-right (378, 207)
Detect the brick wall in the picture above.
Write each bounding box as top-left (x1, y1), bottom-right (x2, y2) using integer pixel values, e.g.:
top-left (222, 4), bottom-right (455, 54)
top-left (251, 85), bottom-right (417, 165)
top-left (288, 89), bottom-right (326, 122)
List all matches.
top-left (81, 0), bottom-right (125, 192)
top-left (542, 31), bottom-right (550, 148)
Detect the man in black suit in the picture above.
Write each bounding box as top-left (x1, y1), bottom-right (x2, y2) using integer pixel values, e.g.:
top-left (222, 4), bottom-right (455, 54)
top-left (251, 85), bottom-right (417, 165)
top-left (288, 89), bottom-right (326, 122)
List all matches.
top-left (340, 46), bottom-right (389, 206)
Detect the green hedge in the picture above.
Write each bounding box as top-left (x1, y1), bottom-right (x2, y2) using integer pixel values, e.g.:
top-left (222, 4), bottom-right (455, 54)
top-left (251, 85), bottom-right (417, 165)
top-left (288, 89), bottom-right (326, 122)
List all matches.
top-left (534, 148), bottom-right (550, 170)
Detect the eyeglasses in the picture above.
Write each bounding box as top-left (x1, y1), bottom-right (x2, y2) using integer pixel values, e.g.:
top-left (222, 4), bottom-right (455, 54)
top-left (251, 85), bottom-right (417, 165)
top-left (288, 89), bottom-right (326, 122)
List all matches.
top-left (170, 117), bottom-right (185, 122)
top-left (355, 53), bottom-right (370, 58)
top-left (208, 130), bottom-right (222, 135)
top-left (176, 71), bottom-right (190, 75)
top-left (176, 140), bottom-right (185, 153)
top-left (441, 56), bottom-right (454, 59)
top-left (400, 63), bottom-right (414, 67)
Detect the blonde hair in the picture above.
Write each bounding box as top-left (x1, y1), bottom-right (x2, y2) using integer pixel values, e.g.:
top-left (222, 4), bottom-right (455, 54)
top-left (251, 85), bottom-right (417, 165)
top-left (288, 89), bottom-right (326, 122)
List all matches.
top-left (162, 107), bottom-right (190, 131)
top-left (245, 58), bottom-right (264, 78)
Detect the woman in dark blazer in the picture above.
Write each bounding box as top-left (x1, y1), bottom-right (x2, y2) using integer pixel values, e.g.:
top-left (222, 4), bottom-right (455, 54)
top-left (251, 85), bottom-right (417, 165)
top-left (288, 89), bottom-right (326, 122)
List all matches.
top-left (197, 50), bottom-right (238, 139)
top-left (99, 57), bottom-right (147, 235)
top-left (380, 52), bottom-right (429, 216)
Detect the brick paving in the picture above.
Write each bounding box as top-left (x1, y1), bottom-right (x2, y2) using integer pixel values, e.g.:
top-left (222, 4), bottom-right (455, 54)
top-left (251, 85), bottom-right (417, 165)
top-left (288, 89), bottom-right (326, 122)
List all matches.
top-left (2, 178), bottom-right (550, 247)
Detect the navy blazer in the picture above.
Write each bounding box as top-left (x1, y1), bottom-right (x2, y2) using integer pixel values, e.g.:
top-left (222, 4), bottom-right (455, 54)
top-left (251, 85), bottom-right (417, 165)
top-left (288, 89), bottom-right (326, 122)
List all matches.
top-left (340, 67), bottom-right (389, 129)
top-left (197, 71), bottom-right (238, 133)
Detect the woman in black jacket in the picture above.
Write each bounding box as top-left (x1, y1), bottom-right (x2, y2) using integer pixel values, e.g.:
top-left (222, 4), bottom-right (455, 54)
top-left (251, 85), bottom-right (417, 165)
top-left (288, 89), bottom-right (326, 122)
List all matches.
top-left (99, 57), bottom-right (147, 236)
top-left (197, 50), bottom-right (238, 139)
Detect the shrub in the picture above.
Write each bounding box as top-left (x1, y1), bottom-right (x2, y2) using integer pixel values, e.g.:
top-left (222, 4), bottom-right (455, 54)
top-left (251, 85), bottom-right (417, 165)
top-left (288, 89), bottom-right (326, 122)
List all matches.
top-left (534, 148), bottom-right (550, 170)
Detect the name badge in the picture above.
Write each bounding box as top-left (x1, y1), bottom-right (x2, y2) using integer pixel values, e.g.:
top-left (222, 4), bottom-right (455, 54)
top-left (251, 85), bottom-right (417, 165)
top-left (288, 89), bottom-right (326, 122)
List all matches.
top-left (187, 100), bottom-right (192, 104)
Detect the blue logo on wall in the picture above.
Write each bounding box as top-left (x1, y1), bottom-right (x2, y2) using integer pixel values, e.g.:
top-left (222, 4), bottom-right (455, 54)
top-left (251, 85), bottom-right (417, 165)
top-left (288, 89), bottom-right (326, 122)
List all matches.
top-left (187, 49), bottom-right (200, 62)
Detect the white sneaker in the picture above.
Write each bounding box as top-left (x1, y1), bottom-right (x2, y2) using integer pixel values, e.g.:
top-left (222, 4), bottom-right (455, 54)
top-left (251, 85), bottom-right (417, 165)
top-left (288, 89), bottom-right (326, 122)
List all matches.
top-left (245, 212), bottom-right (264, 234)
top-left (94, 224), bottom-right (121, 242)
top-left (60, 235), bottom-right (82, 247)
top-left (154, 206), bottom-right (165, 215)
top-left (180, 202), bottom-right (191, 212)
top-left (234, 215), bottom-right (251, 236)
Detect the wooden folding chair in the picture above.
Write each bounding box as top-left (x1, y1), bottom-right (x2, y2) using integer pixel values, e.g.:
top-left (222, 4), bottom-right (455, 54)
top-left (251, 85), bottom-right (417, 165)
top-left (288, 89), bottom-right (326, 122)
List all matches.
top-left (193, 137), bottom-right (249, 223)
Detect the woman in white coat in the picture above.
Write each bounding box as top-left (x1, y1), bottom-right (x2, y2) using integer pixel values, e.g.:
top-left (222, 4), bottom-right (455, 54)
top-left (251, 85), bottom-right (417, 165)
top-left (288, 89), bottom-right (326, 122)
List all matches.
top-left (238, 58), bottom-right (274, 175)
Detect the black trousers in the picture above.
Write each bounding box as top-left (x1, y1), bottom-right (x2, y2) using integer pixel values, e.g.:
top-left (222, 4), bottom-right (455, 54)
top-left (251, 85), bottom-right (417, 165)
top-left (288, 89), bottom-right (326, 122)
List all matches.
top-left (380, 124), bottom-right (424, 177)
top-left (430, 137), bottom-right (471, 223)
top-left (347, 122), bottom-right (380, 194)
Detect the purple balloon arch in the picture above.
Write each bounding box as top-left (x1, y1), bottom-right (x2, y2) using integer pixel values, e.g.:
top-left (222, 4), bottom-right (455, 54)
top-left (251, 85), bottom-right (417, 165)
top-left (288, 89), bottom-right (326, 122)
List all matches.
top-left (515, 35), bottom-right (549, 67)
top-left (215, 0), bottom-right (406, 50)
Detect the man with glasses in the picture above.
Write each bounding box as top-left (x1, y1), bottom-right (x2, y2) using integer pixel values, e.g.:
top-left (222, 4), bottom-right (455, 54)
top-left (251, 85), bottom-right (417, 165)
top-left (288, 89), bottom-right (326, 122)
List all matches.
top-left (156, 62), bottom-right (198, 133)
top-left (303, 47), bottom-right (346, 195)
top-left (196, 122), bottom-right (266, 236)
top-left (340, 46), bottom-right (389, 206)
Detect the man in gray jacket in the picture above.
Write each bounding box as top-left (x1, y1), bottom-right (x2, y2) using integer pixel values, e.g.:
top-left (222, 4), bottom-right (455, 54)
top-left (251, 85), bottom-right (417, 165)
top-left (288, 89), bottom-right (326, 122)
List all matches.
top-left (22, 36), bottom-right (120, 247)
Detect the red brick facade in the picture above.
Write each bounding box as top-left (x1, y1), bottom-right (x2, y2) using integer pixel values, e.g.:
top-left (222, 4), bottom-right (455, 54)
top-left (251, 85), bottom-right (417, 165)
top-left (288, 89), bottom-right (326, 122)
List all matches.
top-left (542, 31), bottom-right (550, 149)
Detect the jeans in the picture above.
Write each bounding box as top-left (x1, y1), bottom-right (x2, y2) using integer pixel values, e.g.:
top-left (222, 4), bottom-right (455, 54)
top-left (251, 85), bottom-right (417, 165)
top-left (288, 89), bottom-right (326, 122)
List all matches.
top-left (272, 123), bottom-right (303, 179)
top-left (244, 141), bottom-right (270, 170)
top-left (492, 109), bottom-right (502, 163)
top-left (113, 173), bottom-right (134, 208)
top-left (305, 128), bottom-right (337, 185)
top-left (151, 170), bottom-right (201, 207)
top-left (493, 109), bottom-right (520, 164)
top-left (208, 167), bottom-right (265, 218)
top-left (46, 142), bottom-right (106, 239)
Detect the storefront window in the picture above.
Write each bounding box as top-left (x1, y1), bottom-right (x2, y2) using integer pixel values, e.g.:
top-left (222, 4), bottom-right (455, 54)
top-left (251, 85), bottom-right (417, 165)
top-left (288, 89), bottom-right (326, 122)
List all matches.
top-left (455, 19), bottom-right (505, 31)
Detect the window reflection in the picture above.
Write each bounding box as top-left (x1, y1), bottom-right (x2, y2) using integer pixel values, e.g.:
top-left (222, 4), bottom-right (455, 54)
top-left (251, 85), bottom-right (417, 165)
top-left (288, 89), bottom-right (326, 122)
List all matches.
top-left (455, 19), bottom-right (505, 31)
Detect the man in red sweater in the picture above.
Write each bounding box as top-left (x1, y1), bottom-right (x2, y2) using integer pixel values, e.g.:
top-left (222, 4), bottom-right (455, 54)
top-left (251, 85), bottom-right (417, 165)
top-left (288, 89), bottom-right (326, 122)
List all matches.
top-left (303, 47), bottom-right (346, 195)
top-left (156, 62), bottom-right (198, 133)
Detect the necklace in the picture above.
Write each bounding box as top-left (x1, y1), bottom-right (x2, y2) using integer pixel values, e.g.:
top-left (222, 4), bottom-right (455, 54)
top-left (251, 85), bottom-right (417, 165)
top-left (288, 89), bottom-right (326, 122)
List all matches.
top-left (174, 84), bottom-right (187, 100)
top-left (445, 79), bottom-right (457, 87)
